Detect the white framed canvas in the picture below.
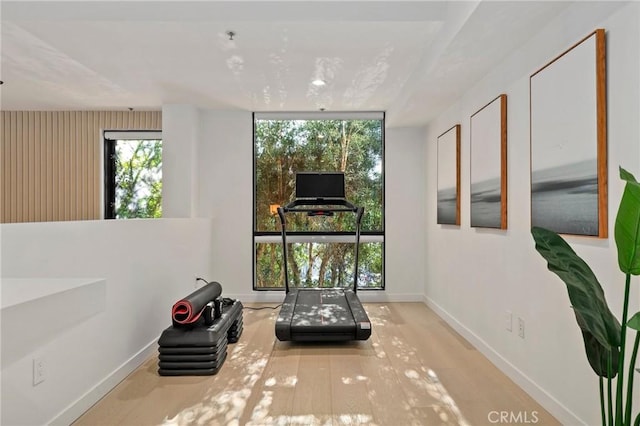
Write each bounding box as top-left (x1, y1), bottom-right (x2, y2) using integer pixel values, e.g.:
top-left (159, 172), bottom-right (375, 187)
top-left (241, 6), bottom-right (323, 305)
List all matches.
top-left (470, 94), bottom-right (507, 229)
top-left (437, 124), bottom-right (460, 226)
top-left (530, 29), bottom-right (607, 238)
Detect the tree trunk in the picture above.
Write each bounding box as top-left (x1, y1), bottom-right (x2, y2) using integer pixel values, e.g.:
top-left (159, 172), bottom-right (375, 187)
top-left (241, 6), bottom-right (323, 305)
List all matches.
top-left (318, 248), bottom-right (329, 288)
top-left (330, 264), bottom-right (337, 287)
top-left (287, 244), bottom-right (300, 286)
top-left (340, 121), bottom-right (350, 171)
top-left (255, 243), bottom-right (265, 287)
top-left (276, 245), bottom-right (286, 289)
top-left (306, 242), bottom-right (314, 286)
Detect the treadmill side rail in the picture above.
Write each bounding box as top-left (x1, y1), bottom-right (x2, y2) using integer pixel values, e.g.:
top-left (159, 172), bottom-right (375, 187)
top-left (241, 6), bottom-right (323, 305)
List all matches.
top-left (275, 290), bottom-right (299, 341)
top-left (345, 290), bottom-right (372, 340)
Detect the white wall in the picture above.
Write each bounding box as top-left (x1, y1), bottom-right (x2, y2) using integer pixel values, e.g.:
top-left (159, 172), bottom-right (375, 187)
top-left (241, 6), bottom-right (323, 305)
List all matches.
top-left (384, 127), bottom-right (427, 300)
top-left (1, 218), bottom-right (213, 425)
top-left (197, 110), bottom-right (256, 299)
top-left (423, 2), bottom-right (640, 424)
top-left (162, 104), bottom-right (200, 218)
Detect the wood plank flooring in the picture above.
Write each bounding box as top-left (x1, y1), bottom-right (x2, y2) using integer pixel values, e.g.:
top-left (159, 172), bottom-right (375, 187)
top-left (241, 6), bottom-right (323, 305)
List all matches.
top-left (73, 303), bottom-right (559, 426)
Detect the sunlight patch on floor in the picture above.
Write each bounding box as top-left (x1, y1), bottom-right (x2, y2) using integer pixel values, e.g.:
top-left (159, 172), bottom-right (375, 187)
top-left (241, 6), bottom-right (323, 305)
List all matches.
top-left (341, 375), bottom-right (368, 385)
top-left (404, 368), bottom-right (470, 426)
top-left (390, 335), bottom-right (417, 362)
top-left (367, 305), bottom-right (470, 426)
top-left (161, 339), bottom-right (270, 425)
top-left (337, 413), bottom-right (375, 425)
top-left (246, 413), bottom-right (375, 426)
top-left (249, 390), bottom-right (273, 423)
top-left (371, 341), bottom-right (386, 359)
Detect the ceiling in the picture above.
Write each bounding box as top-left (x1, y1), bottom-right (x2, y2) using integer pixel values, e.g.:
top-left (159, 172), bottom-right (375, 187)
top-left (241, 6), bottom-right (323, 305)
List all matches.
top-left (1, 1), bottom-right (578, 127)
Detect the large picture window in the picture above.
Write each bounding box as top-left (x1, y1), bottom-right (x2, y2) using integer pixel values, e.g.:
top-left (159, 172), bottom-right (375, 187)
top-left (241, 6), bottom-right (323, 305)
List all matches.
top-left (253, 112), bottom-right (384, 290)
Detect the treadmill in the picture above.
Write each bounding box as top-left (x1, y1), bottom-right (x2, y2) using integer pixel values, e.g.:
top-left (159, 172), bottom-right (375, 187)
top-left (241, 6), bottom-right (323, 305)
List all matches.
top-left (275, 172), bottom-right (372, 342)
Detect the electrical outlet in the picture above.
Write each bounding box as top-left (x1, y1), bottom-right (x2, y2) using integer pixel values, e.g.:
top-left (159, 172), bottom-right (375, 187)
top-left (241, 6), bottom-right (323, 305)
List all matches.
top-left (505, 311), bottom-right (512, 332)
top-left (33, 357), bottom-right (45, 386)
top-left (518, 317), bottom-right (525, 339)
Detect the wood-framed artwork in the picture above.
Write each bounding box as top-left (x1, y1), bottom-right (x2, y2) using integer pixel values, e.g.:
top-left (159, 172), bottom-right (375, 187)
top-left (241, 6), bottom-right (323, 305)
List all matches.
top-left (530, 29), bottom-right (607, 238)
top-left (437, 124), bottom-right (460, 225)
top-left (470, 94), bottom-right (507, 229)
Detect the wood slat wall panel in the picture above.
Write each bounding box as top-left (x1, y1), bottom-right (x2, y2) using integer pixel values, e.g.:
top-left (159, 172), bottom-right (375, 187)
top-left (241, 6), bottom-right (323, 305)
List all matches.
top-left (33, 111), bottom-right (41, 222)
top-left (18, 112), bottom-right (25, 222)
top-left (0, 111), bottom-right (162, 223)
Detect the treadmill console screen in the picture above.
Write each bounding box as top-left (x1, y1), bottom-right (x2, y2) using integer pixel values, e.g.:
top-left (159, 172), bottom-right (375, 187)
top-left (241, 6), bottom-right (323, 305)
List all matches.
top-left (296, 172), bottom-right (345, 199)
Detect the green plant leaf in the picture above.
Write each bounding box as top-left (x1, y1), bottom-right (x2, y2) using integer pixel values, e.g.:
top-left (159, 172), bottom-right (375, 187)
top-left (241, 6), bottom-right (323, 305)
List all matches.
top-left (575, 312), bottom-right (619, 378)
top-left (532, 227), bottom-right (621, 353)
top-left (628, 312), bottom-right (640, 331)
top-left (615, 167), bottom-right (640, 275)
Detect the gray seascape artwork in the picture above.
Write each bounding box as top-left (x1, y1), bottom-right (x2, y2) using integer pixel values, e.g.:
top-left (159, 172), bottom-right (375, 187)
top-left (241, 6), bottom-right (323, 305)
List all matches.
top-left (531, 159), bottom-right (598, 236)
top-left (471, 177), bottom-right (501, 228)
top-left (437, 187), bottom-right (457, 224)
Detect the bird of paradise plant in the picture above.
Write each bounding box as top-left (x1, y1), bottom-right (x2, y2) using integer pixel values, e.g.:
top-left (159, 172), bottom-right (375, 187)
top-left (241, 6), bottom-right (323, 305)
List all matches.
top-left (531, 167), bottom-right (640, 426)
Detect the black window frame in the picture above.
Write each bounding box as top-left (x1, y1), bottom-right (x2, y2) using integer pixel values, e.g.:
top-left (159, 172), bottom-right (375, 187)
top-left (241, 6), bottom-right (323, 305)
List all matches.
top-left (252, 112), bottom-right (386, 291)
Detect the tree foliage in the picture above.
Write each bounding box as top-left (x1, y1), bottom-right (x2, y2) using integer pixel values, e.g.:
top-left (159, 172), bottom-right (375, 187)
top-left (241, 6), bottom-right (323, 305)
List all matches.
top-left (254, 119), bottom-right (383, 289)
top-left (115, 140), bottom-right (162, 219)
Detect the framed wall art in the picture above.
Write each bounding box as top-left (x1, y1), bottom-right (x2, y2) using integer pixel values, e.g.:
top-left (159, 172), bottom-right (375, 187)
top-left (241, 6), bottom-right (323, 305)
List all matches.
top-left (470, 94), bottom-right (507, 229)
top-left (530, 29), bottom-right (607, 238)
top-left (437, 124), bottom-right (460, 226)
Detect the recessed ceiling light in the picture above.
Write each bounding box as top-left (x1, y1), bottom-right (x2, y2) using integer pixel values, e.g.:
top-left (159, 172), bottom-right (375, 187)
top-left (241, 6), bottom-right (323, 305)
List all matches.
top-left (312, 79), bottom-right (326, 87)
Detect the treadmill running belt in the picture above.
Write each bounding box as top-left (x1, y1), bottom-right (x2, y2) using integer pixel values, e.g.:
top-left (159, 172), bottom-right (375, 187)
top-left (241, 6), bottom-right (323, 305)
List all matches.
top-left (276, 288), bottom-right (370, 342)
top-left (291, 289), bottom-right (355, 330)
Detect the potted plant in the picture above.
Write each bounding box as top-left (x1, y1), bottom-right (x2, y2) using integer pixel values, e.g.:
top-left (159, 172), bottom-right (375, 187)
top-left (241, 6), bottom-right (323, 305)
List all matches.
top-left (531, 167), bottom-right (640, 426)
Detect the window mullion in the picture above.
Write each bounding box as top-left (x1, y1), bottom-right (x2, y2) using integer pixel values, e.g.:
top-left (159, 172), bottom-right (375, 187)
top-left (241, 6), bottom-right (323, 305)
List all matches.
top-left (103, 139), bottom-right (116, 219)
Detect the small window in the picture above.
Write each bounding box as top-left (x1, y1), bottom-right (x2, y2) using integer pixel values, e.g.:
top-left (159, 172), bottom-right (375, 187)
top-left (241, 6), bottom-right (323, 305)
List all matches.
top-left (104, 131), bottom-right (162, 219)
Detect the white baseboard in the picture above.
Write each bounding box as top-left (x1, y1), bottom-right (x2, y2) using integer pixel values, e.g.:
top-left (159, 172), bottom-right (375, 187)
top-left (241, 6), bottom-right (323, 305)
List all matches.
top-left (49, 338), bottom-right (158, 426)
top-left (227, 291), bottom-right (424, 303)
top-left (423, 296), bottom-right (585, 426)
top-left (357, 292), bottom-right (424, 302)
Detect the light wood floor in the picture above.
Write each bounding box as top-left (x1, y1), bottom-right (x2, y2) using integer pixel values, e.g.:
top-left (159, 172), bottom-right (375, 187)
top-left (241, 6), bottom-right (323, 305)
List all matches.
top-left (74, 303), bottom-right (559, 426)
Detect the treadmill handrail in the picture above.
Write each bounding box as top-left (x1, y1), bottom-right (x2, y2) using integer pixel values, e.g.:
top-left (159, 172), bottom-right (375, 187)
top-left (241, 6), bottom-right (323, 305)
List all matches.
top-left (277, 200), bottom-right (364, 294)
